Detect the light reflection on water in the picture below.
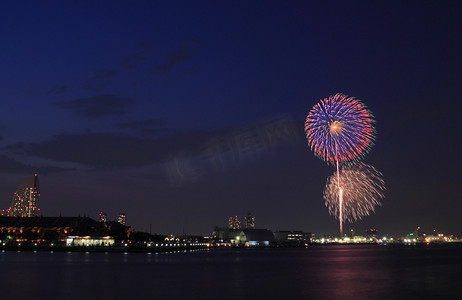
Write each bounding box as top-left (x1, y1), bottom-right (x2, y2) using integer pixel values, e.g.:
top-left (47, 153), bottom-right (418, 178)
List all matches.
top-left (0, 245), bottom-right (461, 299)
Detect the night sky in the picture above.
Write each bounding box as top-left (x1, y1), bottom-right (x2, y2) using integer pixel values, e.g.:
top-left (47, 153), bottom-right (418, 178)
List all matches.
top-left (1, 1), bottom-right (461, 236)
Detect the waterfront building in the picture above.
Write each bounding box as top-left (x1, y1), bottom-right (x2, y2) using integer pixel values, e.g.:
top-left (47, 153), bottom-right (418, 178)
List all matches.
top-left (244, 211), bottom-right (255, 229)
top-left (274, 230), bottom-right (311, 246)
top-left (0, 216), bottom-right (98, 241)
top-left (234, 229), bottom-right (275, 247)
top-left (118, 213), bottom-right (126, 225)
top-left (228, 216), bottom-right (241, 229)
top-left (213, 227), bottom-right (275, 247)
top-left (7, 174), bottom-right (40, 217)
top-left (0, 215), bottom-right (131, 244)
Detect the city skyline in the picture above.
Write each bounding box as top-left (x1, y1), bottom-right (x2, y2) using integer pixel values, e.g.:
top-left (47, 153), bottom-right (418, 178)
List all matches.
top-left (5, 174), bottom-right (40, 217)
top-left (0, 175), bottom-right (455, 238)
top-left (0, 1), bottom-right (461, 236)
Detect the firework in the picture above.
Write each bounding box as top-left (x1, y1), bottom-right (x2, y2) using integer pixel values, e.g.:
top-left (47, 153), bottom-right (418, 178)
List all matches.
top-left (305, 93), bottom-right (375, 166)
top-left (324, 163), bottom-right (385, 223)
top-left (305, 93), bottom-right (376, 235)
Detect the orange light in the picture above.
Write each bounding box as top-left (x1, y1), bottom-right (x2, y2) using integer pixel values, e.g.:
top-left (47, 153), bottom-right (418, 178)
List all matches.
top-left (329, 121), bottom-right (344, 135)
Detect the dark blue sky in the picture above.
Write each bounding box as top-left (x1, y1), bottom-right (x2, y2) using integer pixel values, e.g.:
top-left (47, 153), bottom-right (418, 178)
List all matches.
top-left (0, 1), bottom-right (461, 236)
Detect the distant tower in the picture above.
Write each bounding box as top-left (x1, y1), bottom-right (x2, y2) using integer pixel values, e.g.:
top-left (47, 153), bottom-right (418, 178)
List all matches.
top-left (99, 212), bottom-right (108, 223)
top-left (228, 216), bottom-right (241, 229)
top-left (244, 211), bottom-right (255, 229)
top-left (118, 213), bottom-right (126, 226)
top-left (8, 174), bottom-right (40, 217)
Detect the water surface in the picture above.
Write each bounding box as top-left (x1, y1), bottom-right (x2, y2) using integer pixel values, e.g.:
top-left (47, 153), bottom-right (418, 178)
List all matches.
top-left (1, 244), bottom-right (461, 299)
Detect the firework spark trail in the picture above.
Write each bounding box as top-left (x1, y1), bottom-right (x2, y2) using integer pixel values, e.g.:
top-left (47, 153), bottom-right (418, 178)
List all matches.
top-left (305, 93), bottom-right (376, 235)
top-left (336, 159), bottom-right (343, 235)
top-left (324, 163), bottom-right (385, 223)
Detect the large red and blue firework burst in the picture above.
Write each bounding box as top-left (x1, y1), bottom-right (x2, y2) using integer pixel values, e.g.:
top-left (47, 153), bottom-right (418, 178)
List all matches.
top-left (305, 93), bottom-right (376, 166)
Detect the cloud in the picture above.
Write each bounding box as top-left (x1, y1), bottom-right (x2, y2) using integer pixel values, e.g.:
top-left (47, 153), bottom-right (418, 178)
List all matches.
top-left (0, 154), bottom-right (70, 175)
top-left (181, 38), bottom-right (199, 48)
top-left (8, 131), bottom-right (219, 169)
top-left (82, 69), bottom-right (117, 92)
top-left (0, 155), bottom-right (35, 173)
top-left (47, 85), bottom-right (67, 95)
top-left (6, 116), bottom-right (302, 173)
top-left (116, 119), bottom-right (164, 129)
top-left (116, 119), bottom-right (165, 134)
top-left (4, 142), bottom-right (25, 155)
top-left (53, 94), bottom-right (134, 118)
top-left (125, 40), bottom-right (197, 85)
top-left (121, 42), bottom-right (156, 70)
top-left (149, 49), bottom-right (194, 77)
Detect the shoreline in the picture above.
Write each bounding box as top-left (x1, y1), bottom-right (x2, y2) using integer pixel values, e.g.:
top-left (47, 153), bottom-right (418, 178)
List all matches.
top-left (2, 241), bottom-right (461, 254)
top-left (0, 244), bottom-right (210, 253)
